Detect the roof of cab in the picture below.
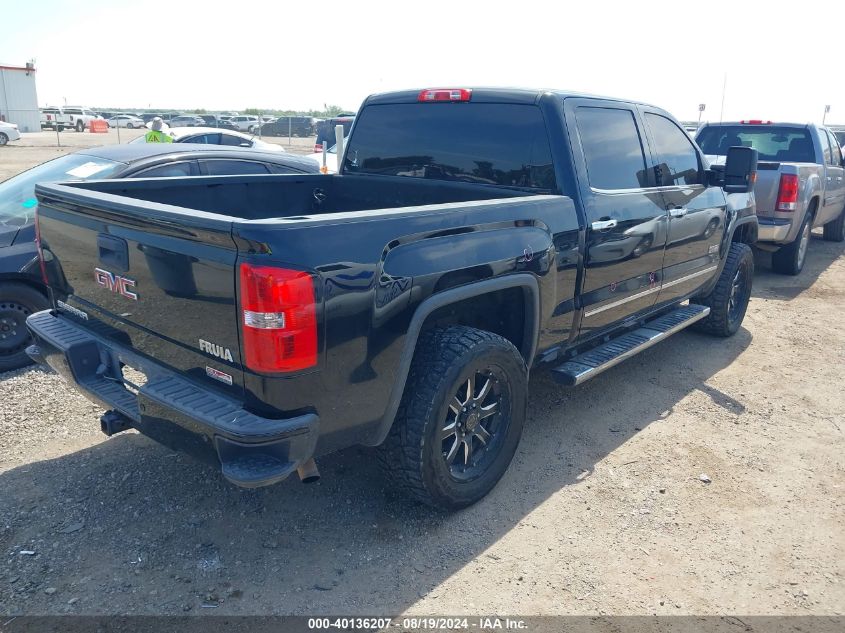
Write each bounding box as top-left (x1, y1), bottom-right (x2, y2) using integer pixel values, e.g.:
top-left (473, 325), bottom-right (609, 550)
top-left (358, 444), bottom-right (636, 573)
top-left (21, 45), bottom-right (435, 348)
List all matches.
top-left (364, 87), bottom-right (657, 108)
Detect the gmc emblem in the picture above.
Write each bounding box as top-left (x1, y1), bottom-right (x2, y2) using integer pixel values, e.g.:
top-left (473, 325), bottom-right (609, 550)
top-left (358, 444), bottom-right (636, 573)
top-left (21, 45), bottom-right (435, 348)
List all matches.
top-left (94, 267), bottom-right (138, 300)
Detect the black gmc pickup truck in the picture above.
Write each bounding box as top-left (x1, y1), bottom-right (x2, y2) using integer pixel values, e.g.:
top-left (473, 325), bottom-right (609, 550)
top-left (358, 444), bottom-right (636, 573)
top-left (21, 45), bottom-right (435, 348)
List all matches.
top-left (26, 88), bottom-right (759, 509)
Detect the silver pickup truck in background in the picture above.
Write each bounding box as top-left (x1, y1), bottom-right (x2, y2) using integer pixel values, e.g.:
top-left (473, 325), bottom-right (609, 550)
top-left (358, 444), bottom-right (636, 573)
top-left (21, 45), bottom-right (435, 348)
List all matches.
top-left (697, 121), bottom-right (845, 274)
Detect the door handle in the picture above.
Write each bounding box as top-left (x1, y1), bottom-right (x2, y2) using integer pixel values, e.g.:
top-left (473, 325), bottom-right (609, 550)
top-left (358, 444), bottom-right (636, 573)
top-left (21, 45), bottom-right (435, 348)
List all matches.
top-left (591, 219), bottom-right (618, 230)
top-left (669, 207), bottom-right (688, 218)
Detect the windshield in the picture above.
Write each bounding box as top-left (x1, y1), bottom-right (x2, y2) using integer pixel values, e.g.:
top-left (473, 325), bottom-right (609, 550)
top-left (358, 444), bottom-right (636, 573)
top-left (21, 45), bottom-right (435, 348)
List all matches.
top-left (344, 103), bottom-right (556, 190)
top-left (0, 154), bottom-right (124, 227)
top-left (696, 125), bottom-right (815, 162)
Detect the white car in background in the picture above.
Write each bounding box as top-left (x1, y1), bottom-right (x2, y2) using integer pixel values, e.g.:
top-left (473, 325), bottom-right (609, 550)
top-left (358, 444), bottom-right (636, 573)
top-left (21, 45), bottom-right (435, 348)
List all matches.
top-left (129, 127), bottom-right (284, 152)
top-left (107, 114), bottom-right (145, 129)
top-left (0, 121), bottom-right (21, 146)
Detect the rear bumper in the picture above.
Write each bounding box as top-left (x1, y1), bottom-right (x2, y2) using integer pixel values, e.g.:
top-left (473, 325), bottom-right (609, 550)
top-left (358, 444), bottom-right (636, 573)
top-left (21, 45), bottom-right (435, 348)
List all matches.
top-left (25, 310), bottom-right (319, 488)
top-left (757, 217), bottom-right (793, 244)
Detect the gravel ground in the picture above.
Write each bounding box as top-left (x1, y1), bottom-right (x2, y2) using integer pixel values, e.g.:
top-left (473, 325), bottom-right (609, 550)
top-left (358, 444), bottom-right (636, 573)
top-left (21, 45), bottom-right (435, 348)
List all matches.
top-left (0, 141), bottom-right (843, 617)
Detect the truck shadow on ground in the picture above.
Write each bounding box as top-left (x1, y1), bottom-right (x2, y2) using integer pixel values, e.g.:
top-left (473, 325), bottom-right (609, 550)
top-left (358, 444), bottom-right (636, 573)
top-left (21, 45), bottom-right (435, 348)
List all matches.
top-left (751, 233), bottom-right (844, 302)
top-left (0, 328), bottom-right (751, 615)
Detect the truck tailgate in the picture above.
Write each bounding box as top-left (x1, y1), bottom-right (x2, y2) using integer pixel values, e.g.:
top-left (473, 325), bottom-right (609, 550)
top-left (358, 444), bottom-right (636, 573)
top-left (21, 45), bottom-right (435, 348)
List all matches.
top-left (35, 181), bottom-right (244, 396)
top-left (753, 163), bottom-right (784, 217)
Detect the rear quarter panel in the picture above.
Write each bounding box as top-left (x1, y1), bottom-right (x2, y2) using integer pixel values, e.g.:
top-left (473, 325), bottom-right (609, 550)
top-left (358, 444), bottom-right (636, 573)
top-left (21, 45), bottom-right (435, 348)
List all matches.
top-left (233, 194), bottom-right (581, 453)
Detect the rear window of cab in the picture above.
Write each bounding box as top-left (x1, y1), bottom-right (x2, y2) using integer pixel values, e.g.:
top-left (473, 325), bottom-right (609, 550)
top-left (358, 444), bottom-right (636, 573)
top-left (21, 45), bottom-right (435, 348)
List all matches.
top-left (344, 103), bottom-right (557, 191)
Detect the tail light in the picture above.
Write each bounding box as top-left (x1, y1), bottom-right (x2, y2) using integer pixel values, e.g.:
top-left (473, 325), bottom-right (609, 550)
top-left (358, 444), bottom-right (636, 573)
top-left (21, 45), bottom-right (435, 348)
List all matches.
top-left (313, 144), bottom-right (322, 153)
top-left (239, 263), bottom-right (317, 373)
top-left (418, 88), bottom-right (472, 102)
top-left (776, 174), bottom-right (799, 211)
top-left (739, 120), bottom-right (772, 125)
top-left (34, 209), bottom-right (49, 285)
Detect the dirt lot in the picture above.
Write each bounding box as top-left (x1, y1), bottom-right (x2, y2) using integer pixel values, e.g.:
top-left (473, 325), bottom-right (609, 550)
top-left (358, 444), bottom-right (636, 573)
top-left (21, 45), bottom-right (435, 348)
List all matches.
top-left (0, 138), bottom-right (843, 617)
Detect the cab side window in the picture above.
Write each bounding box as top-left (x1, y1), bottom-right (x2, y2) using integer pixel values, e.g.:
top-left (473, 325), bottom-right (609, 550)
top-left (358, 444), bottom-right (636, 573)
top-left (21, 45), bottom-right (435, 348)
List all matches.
top-left (644, 113), bottom-right (702, 186)
top-left (575, 107), bottom-right (649, 190)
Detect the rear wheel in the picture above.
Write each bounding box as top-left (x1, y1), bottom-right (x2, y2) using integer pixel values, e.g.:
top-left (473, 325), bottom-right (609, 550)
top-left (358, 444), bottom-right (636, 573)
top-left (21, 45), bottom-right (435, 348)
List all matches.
top-left (75, 120), bottom-right (84, 132)
top-left (691, 243), bottom-right (753, 337)
top-left (823, 207), bottom-right (845, 242)
top-left (57, 125), bottom-right (64, 132)
top-left (378, 326), bottom-right (528, 509)
top-left (772, 213), bottom-right (812, 275)
top-left (0, 283), bottom-right (49, 373)
top-left (126, 122), bottom-right (134, 129)
top-left (0, 133), bottom-right (8, 146)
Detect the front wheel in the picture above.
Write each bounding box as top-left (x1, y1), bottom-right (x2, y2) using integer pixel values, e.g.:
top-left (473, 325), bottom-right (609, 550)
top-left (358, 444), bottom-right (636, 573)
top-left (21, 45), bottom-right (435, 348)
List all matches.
top-left (0, 133), bottom-right (8, 146)
top-left (691, 243), bottom-right (754, 337)
top-left (0, 283), bottom-right (49, 373)
top-left (126, 122), bottom-right (134, 129)
top-left (379, 326), bottom-right (528, 509)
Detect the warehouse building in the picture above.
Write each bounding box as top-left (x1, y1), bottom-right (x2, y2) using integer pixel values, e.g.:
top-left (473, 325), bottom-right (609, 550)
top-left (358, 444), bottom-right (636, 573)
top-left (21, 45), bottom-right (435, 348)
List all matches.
top-left (0, 62), bottom-right (39, 132)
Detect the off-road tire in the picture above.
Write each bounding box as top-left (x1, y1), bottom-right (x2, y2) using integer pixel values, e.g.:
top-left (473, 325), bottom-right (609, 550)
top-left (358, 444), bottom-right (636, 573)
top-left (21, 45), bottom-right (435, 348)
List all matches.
top-left (691, 243), bottom-right (753, 337)
top-left (772, 212), bottom-right (812, 275)
top-left (0, 283), bottom-right (49, 373)
top-left (378, 326), bottom-right (528, 509)
top-left (823, 207), bottom-right (845, 242)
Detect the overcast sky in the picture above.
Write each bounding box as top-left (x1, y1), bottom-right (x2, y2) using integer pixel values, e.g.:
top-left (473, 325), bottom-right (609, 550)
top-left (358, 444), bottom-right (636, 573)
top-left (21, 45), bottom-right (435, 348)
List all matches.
top-left (3, 0), bottom-right (844, 123)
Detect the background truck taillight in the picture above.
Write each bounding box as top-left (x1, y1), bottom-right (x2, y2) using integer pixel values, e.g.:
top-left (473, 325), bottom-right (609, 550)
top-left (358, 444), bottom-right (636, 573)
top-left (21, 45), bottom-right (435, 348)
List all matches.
top-left (239, 263), bottom-right (317, 373)
top-left (776, 174), bottom-right (799, 211)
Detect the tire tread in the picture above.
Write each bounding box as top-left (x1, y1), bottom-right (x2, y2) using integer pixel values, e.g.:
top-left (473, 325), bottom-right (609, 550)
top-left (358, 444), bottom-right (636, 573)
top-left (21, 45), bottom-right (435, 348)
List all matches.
top-left (691, 243), bottom-right (753, 337)
top-left (378, 326), bottom-right (524, 507)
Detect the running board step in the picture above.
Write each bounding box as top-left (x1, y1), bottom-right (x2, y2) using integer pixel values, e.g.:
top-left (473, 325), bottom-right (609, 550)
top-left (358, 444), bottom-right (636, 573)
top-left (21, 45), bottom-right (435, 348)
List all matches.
top-left (551, 304), bottom-right (710, 387)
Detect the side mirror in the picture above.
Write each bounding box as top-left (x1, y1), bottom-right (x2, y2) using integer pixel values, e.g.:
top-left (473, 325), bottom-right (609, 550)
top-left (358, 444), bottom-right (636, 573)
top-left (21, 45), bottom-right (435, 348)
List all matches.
top-left (723, 146), bottom-right (758, 193)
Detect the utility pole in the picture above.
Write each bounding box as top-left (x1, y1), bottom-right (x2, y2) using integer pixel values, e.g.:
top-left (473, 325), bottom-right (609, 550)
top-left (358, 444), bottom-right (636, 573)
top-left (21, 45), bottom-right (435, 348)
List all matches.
top-left (823, 105), bottom-right (830, 124)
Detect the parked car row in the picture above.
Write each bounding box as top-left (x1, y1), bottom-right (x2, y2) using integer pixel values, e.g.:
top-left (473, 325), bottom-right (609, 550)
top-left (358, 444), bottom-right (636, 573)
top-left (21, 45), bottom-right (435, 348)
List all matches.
top-left (39, 106), bottom-right (101, 132)
top-left (127, 127), bottom-right (285, 152)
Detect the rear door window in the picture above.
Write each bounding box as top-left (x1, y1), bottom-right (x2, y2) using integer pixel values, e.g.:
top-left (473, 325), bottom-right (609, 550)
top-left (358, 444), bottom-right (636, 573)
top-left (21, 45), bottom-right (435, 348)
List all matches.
top-left (201, 160), bottom-right (270, 175)
top-left (220, 134), bottom-right (249, 147)
top-left (134, 161), bottom-right (197, 177)
top-left (185, 133), bottom-right (221, 145)
top-left (575, 107), bottom-right (648, 190)
top-left (344, 103), bottom-right (556, 190)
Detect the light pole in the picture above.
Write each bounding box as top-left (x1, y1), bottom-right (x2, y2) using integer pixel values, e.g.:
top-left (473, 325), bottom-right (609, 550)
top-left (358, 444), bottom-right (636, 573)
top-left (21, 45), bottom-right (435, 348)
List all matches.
top-left (823, 105), bottom-right (830, 125)
top-left (698, 103), bottom-right (706, 128)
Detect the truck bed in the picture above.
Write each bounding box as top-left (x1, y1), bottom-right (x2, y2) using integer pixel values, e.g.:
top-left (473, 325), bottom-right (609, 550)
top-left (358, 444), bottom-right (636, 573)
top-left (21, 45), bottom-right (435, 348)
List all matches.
top-left (45, 173), bottom-right (538, 221)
